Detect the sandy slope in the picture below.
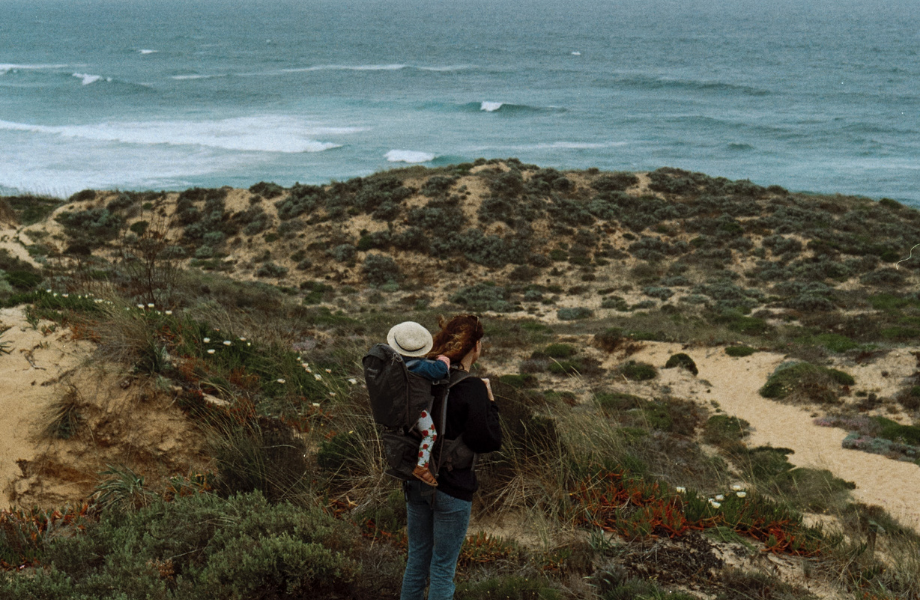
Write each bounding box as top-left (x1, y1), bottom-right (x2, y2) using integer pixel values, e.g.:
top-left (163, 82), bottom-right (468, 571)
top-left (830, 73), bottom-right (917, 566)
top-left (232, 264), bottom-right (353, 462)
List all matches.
top-left (0, 307), bottom-right (96, 505)
top-left (626, 343), bottom-right (920, 529)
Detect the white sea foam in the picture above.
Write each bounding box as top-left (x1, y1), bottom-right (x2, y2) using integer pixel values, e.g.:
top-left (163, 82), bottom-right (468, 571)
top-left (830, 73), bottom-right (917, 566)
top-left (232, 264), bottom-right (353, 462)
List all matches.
top-left (480, 102), bottom-right (504, 112)
top-left (281, 64), bottom-right (407, 73)
top-left (0, 63), bottom-right (69, 74)
top-left (385, 150), bottom-right (435, 163)
top-left (0, 116), bottom-right (360, 153)
top-left (571, 51), bottom-right (581, 56)
top-left (171, 74), bottom-right (219, 80)
top-left (530, 141), bottom-right (627, 150)
top-left (139, 49), bottom-right (157, 55)
top-left (72, 73), bottom-right (106, 85)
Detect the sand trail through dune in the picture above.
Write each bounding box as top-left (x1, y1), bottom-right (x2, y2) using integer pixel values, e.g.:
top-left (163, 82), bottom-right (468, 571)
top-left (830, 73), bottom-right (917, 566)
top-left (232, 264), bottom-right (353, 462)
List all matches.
top-left (626, 344), bottom-right (920, 529)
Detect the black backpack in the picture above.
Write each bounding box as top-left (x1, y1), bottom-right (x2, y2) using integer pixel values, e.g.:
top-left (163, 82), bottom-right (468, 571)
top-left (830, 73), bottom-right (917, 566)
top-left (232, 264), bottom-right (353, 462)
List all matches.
top-left (363, 344), bottom-right (478, 481)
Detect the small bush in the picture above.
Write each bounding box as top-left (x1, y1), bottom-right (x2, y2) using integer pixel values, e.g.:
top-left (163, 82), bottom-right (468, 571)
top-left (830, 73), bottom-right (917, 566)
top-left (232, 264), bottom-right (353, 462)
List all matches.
top-left (255, 262), bottom-right (288, 278)
top-left (594, 328), bottom-right (624, 352)
top-left (704, 415), bottom-right (751, 449)
top-left (618, 361), bottom-right (657, 381)
top-left (557, 307), bottom-right (593, 320)
top-left (249, 181), bottom-right (285, 198)
top-left (456, 575), bottom-right (561, 600)
top-left (760, 362), bottom-right (853, 404)
top-left (664, 353), bottom-right (698, 376)
top-left (363, 254), bottom-right (401, 286)
top-left (544, 343), bottom-right (576, 359)
top-left (598, 296), bottom-right (628, 311)
top-left (330, 243), bottom-right (357, 263)
top-left (450, 283), bottom-right (515, 313)
top-left (725, 346), bottom-right (757, 357)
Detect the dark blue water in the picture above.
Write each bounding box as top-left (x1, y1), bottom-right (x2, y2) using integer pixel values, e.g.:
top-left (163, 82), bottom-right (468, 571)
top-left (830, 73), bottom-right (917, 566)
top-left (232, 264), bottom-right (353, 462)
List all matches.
top-left (1, 0), bottom-right (918, 202)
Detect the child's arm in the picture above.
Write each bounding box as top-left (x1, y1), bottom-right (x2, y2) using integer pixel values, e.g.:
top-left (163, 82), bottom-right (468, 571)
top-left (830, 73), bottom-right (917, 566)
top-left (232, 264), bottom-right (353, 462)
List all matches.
top-left (406, 356), bottom-right (450, 380)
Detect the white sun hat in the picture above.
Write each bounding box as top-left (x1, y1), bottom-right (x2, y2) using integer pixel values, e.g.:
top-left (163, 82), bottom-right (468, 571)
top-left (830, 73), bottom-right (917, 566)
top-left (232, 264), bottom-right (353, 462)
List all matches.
top-left (387, 321), bottom-right (434, 357)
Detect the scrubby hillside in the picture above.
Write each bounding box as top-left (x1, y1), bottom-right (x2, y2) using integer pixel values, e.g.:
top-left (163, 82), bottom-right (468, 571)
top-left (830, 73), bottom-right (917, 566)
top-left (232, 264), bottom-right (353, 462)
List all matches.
top-left (3, 160), bottom-right (920, 599)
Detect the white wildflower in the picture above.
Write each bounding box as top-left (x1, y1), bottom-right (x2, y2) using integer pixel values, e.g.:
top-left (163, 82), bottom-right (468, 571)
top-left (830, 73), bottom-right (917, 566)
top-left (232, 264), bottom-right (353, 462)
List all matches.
top-left (203, 337), bottom-right (210, 343)
top-left (710, 501), bottom-right (721, 509)
top-left (277, 379), bottom-right (285, 384)
top-left (731, 484), bottom-right (743, 492)
top-left (165, 310), bottom-right (173, 315)
top-left (62, 294), bottom-right (69, 298)
top-left (312, 403), bottom-right (321, 407)
top-left (325, 368), bottom-right (332, 373)
top-left (137, 304), bottom-right (144, 309)
top-left (715, 494), bottom-right (724, 501)
top-left (239, 337), bottom-right (246, 341)
top-left (329, 392), bottom-right (336, 397)
top-left (207, 349), bottom-right (215, 355)
top-left (348, 378), bottom-right (357, 385)
top-left (147, 303), bottom-right (155, 308)
top-left (736, 491), bottom-right (747, 498)
top-left (314, 373), bottom-right (322, 381)
top-left (223, 340), bottom-right (232, 346)
top-left (675, 486), bottom-right (686, 494)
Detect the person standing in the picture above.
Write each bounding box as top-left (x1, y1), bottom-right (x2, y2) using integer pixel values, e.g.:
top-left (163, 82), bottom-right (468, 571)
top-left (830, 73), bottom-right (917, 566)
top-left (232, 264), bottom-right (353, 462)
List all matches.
top-left (399, 314), bottom-right (502, 600)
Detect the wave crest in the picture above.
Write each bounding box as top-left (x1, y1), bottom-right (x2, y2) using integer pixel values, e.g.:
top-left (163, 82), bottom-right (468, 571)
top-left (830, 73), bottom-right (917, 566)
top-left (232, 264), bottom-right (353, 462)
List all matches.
top-left (385, 150), bottom-right (435, 163)
top-left (0, 116), bottom-right (357, 153)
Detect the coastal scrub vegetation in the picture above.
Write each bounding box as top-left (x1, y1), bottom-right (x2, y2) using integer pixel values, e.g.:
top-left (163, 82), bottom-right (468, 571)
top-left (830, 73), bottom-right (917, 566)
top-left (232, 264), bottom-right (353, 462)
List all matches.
top-left (3, 161), bottom-right (920, 598)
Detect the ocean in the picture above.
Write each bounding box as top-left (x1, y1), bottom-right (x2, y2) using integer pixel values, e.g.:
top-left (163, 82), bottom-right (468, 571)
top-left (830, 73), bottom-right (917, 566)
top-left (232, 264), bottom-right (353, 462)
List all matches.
top-left (1, 0), bottom-right (918, 203)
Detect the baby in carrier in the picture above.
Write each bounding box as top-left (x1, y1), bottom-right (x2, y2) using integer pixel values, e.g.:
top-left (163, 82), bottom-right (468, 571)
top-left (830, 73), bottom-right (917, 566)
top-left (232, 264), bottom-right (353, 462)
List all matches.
top-left (387, 322), bottom-right (451, 487)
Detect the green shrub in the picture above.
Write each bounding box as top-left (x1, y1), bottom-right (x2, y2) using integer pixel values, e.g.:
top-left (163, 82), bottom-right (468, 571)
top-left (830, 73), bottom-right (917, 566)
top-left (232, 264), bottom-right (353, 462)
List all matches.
top-left (544, 343), bottom-right (576, 359)
top-left (255, 262), bottom-right (288, 278)
top-left (595, 392), bottom-right (645, 412)
top-left (4, 270), bottom-right (42, 291)
top-left (872, 416), bottom-right (920, 446)
top-left (362, 253), bottom-right (400, 286)
top-left (618, 361), bottom-right (657, 381)
top-left (600, 296), bottom-right (629, 311)
top-left (557, 307), bottom-right (593, 320)
top-left (249, 181), bottom-right (285, 198)
top-left (456, 575), bottom-right (561, 600)
top-left (760, 362), bottom-right (852, 404)
top-left (704, 415), bottom-right (750, 448)
top-left (725, 346), bottom-right (757, 357)
top-left (3, 492), bottom-right (360, 599)
top-left (450, 283), bottom-right (515, 313)
top-left (664, 353), bottom-right (698, 376)
top-left (591, 172), bottom-right (639, 192)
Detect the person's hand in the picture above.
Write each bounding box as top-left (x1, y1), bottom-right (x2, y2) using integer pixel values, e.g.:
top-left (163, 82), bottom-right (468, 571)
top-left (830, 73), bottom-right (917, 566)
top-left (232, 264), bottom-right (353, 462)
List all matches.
top-left (481, 378), bottom-right (495, 402)
top-left (436, 355), bottom-right (451, 369)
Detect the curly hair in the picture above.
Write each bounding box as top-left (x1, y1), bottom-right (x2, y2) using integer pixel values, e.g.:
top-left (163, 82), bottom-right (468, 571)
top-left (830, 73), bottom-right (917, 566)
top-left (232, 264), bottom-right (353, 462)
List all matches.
top-left (427, 314), bottom-right (484, 363)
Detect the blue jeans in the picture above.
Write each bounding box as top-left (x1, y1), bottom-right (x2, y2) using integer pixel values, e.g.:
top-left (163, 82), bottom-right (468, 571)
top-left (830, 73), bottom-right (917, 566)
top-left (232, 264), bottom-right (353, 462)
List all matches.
top-left (400, 480), bottom-right (472, 600)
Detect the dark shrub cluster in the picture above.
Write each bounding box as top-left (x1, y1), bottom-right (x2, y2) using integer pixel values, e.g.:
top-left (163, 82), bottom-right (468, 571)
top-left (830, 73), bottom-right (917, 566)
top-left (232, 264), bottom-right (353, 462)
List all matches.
top-left (0, 492), bottom-right (362, 599)
top-left (249, 181), bottom-right (285, 198)
top-left (275, 184), bottom-right (326, 220)
top-left (363, 254), bottom-right (401, 286)
top-left (664, 353), bottom-right (698, 376)
top-left (450, 282), bottom-right (516, 312)
top-left (760, 362), bottom-right (854, 404)
top-left (591, 172), bottom-right (638, 193)
top-left (55, 207), bottom-right (124, 250)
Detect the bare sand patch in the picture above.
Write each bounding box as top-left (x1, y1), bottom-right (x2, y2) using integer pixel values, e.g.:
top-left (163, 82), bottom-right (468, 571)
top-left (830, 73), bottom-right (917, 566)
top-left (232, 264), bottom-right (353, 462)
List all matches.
top-left (620, 343), bottom-right (920, 529)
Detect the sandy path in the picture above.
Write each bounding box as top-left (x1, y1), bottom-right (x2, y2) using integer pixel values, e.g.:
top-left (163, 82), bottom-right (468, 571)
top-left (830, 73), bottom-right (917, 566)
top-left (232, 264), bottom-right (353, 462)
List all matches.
top-left (0, 307), bottom-right (94, 506)
top-left (625, 344), bottom-right (920, 529)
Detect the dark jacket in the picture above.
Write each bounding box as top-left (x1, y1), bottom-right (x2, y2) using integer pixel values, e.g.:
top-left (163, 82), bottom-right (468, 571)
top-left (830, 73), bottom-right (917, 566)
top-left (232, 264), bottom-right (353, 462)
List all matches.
top-left (436, 376), bottom-right (502, 501)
